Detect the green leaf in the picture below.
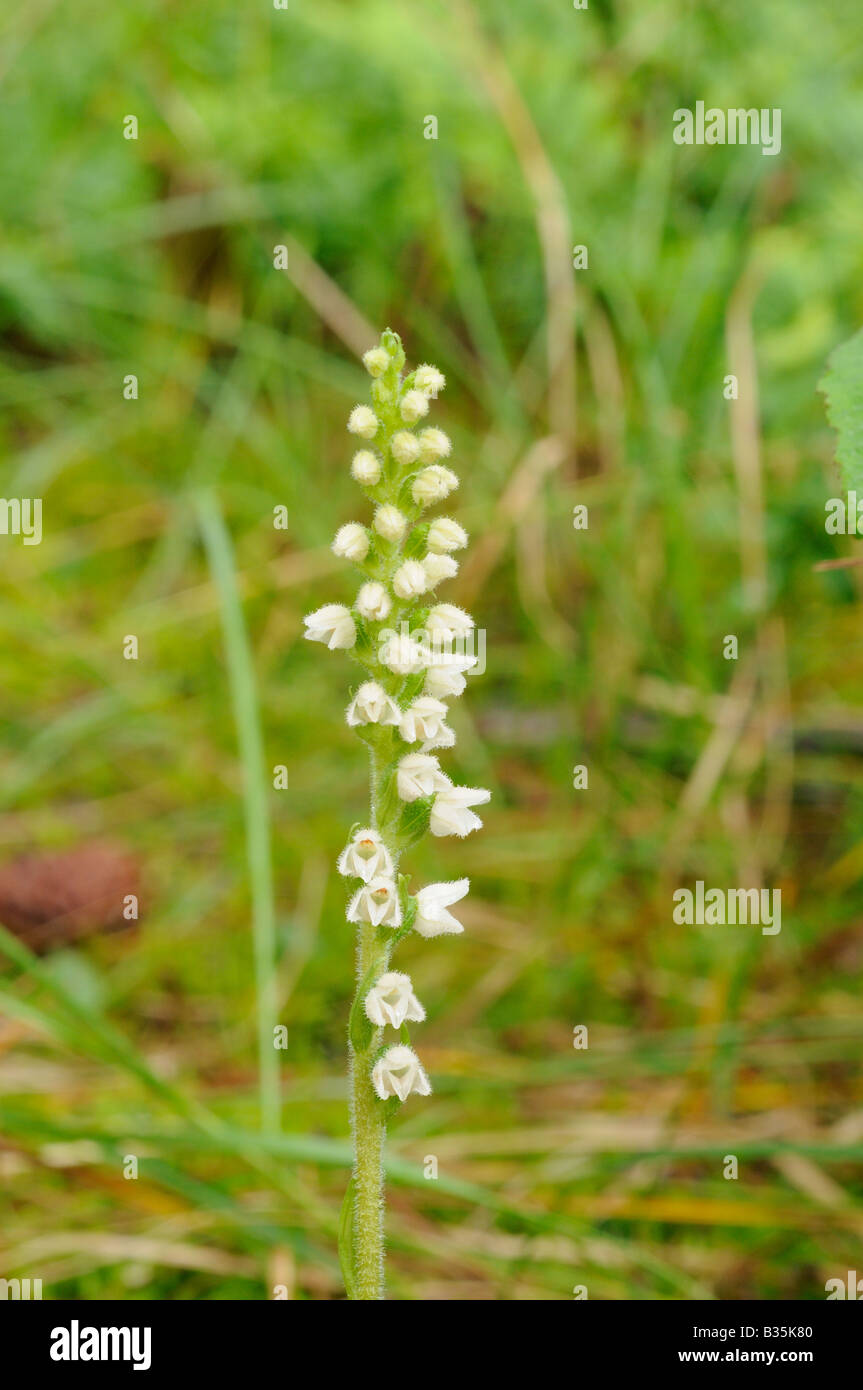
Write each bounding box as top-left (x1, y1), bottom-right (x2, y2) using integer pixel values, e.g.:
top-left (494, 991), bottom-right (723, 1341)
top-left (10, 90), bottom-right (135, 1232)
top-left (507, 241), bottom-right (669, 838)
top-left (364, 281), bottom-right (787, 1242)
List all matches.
top-left (395, 793), bottom-right (434, 849)
top-left (819, 327), bottom-right (863, 493)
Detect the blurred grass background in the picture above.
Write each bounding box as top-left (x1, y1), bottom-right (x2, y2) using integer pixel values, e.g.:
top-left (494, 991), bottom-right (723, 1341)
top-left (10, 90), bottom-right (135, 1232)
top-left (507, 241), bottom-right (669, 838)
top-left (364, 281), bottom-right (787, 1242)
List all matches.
top-left (1, 0), bottom-right (863, 1299)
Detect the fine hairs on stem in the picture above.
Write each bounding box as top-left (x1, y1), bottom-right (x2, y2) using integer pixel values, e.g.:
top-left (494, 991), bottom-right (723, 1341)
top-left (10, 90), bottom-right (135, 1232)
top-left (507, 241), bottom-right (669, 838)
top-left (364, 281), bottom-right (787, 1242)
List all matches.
top-left (303, 330), bottom-right (490, 1300)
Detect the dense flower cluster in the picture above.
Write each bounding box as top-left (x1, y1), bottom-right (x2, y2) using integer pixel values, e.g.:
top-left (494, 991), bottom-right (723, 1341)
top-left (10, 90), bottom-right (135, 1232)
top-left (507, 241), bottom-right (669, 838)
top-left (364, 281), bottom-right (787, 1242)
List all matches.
top-left (304, 329), bottom-right (489, 1114)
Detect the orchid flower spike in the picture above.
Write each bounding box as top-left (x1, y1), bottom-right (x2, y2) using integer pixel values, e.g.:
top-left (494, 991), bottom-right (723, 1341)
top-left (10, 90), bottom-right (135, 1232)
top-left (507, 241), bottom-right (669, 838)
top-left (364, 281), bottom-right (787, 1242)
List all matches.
top-left (303, 331), bottom-right (489, 1298)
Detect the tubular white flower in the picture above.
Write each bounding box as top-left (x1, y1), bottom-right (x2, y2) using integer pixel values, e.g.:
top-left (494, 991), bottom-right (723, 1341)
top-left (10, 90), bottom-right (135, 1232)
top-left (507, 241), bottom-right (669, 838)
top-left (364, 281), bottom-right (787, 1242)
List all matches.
top-left (390, 431), bottom-right (420, 466)
top-left (397, 752), bottom-right (448, 802)
top-left (346, 681), bottom-right (402, 728)
top-left (426, 603), bottom-right (474, 639)
top-left (348, 405), bottom-right (379, 439)
top-left (412, 466), bottom-right (459, 507)
top-left (364, 971), bottom-right (426, 1028)
top-left (414, 364), bottom-right (446, 398)
top-left (332, 523), bottom-right (370, 563)
top-left (422, 553), bottom-right (459, 587)
top-left (373, 504), bottom-right (408, 543)
top-left (303, 604), bottom-right (357, 650)
top-left (413, 878), bottom-right (469, 937)
top-left (337, 828), bottom-right (394, 883)
top-left (399, 696), bottom-right (454, 750)
top-left (430, 783), bottom-right (491, 837)
top-left (418, 428), bottom-right (452, 464)
top-left (355, 581), bottom-right (392, 622)
top-left (427, 517), bottom-right (468, 553)
top-left (399, 389), bottom-right (429, 424)
top-left (392, 559), bottom-right (429, 600)
top-left (423, 651), bottom-right (477, 699)
top-left (363, 346), bottom-right (389, 377)
top-left (372, 1045), bottom-right (431, 1101)
top-left (347, 875), bottom-right (402, 928)
top-left (380, 632), bottom-right (428, 675)
top-left (351, 450), bottom-right (381, 486)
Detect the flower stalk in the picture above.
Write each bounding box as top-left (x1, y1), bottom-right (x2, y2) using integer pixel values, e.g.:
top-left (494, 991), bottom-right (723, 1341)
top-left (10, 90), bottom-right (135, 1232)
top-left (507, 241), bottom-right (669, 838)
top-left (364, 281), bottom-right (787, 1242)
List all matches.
top-left (304, 330), bottom-right (489, 1299)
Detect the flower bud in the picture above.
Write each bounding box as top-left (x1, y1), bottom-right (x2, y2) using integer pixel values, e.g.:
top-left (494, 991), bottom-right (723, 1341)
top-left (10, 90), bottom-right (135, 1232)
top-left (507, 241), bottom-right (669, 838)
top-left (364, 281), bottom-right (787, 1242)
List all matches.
top-left (414, 364), bottom-right (446, 398)
top-left (332, 523), bottom-right (370, 563)
top-left (412, 466), bottom-right (459, 506)
top-left (351, 450), bottom-right (381, 486)
top-left (393, 559), bottom-right (429, 600)
top-left (347, 405), bottom-right (379, 439)
top-left (399, 390), bottom-right (429, 424)
top-left (362, 346), bottom-right (389, 377)
top-left (373, 504), bottom-right (408, 543)
top-left (390, 431), bottom-right (420, 466)
top-left (355, 581), bottom-right (392, 622)
top-left (422, 553), bottom-right (459, 587)
top-left (427, 517), bottom-right (468, 553)
top-left (418, 428), bottom-right (451, 464)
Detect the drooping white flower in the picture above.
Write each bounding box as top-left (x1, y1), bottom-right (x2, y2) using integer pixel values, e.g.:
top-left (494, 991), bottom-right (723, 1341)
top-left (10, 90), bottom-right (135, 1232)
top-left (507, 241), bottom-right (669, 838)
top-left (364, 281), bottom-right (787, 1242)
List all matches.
top-left (373, 504), bottom-right (408, 543)
top-left (364, 971), bottom-right (426, 1028)
top-left (423, 652), bottom-right (477, 699)
top-left (351, 450), bottom-right (381, 486)
top-left (399, 696), bottom-right (454, 750)
top-left (332, 523), bottom-right (370, 563)
top-left (396, 752), bottom-right (448, 802)
top-left (347, 405), bottom-right (379, 439)
top-left (347, 875), bottom-right (402, 928)
top-left (392, 559), bottom-right (429, 600)
top-left (380, 632), bottom-right (427, 675)
top-left (337, 828), bottom-right (394, 882)
top-left (426, 603), bottom-right (474, 639)
top-left (390, 431), bottom-right (420, 466)
top-left (422, 553), bottom-right (459, 587)
top-left (355, 582), bottom-right (392, 622)
top-left (414, 364), bottom-right (446, 398)
top-left (362, 346), bottom-right (389, 377)
top-left (372, 1045), bottom-right (432, 1101)
top-left (400, 389), bottom-right (429, 424)
top-left (412, 465), bottom-right (459, 506)
top-left (418, 428), bottom-right (452, 464)
top-left (346, 681), bottom-right (402, 728)
top-left (413, 878), bottom-right (470, 937)
top-left (430, 783), bottom-right (491, 837)
top-left (427, 517), bottom-right (468, 553)
top-left (303, 604), bottom-right (357, 650)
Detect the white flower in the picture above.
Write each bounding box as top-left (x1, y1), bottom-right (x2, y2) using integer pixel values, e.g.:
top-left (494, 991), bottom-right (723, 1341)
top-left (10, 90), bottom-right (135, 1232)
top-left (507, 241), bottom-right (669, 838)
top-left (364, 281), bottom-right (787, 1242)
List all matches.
top-left (412, 466), bottom-right (459, 506)
top-left (355, 582), bottom-right (392, 622)
top-left (347, 405), bottom-right (379, 439)
top-left (414, 364), bottom-right (446, 398)
top-left (372, 1045), bottom-right (431, 1101)
top-left (346, 681), bottom-right (401, 727)
top-left (400, 389), bottom-right (429, 424)
top-left (380, 632), bottom-right (427, 675)
top-left (390, 431), bottom-right (420, 466)
top-left (393, 559), bottom-right (429, 600)
top-left (430, 783), bottom-right (491, 837)
top-left (418, 428), bottom-right (452, 464)
top-left (364, 971), bottom-right (426, 1028)
top-left (413, 878), bottom-right (469, 937)
top-left (351, 450), bottom-right (381, 486)
top-left (397, 752), bottom-right (448, 802)
top-left (337, 828), bottom-right (394, 882)
top-left (303, 604), bottom-right (356, 650)
top-left (347, 875), bottom-right (402, 928)
top-left (332, 523), bottom-right (370, 563)
top-left (426, 603), bottom-right (474, 639)
top-left (422, 553), bottom-right (459, 587)
top-left (373, 504), bottom-right (408, 543)
top-left (399, 696), bottom-right (454, 750)
top-left (423, 652), bottom-right (477, 698)
top-left (362, 346), bottom-right (389, 377)
top-left (427, 517), bottom-right (468, 553)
